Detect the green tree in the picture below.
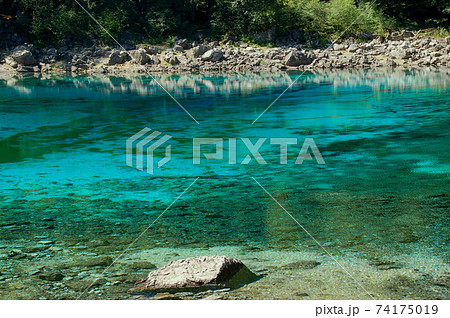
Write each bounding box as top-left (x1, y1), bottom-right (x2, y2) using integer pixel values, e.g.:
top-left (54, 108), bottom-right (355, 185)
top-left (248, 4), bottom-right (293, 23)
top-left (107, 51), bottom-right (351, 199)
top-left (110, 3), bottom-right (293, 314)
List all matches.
top-left (211, 0), bottom-right (282, 35)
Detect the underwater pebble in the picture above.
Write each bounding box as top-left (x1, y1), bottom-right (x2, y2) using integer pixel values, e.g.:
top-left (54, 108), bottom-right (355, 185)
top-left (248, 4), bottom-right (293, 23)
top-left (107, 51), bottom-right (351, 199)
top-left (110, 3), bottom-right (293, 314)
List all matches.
top-left (127, 261), bottom-right (156, 270)
top-left (152, 293), bottom-right (181, 300)
top-left (369, 260), bottom-right (403, 270)
top-left (433, 275), bottom-right (450, 288)
top-left (22, 245), bottom-right (50, 253)
top-left (38, 271), bottom-right (65, 282)
top-left (37, 240), bottom-right (54, 245)
top-left (281, 260), bottom-right (321, 270)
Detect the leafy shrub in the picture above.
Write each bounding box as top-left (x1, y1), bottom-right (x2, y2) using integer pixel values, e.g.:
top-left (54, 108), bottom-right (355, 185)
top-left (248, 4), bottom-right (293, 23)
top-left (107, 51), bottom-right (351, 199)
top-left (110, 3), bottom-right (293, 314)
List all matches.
top-left (0, 0), bottom-right (447, 44)
top-left (283, 0), bottom-right (330, 34)
top-left (211, 0), bottom-right (282, 35)
top-left (49, 6), bottom-right (89, 41)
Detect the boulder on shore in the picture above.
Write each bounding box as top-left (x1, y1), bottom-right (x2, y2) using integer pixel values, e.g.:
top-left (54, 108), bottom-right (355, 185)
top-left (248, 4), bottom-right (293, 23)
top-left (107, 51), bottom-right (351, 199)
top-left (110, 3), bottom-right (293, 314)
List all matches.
top-left (10, 50), bottom-right (37, 66)
top-left (201, 49), bottom-right (223, 62)
top-left (107, 51), bottom-right (129, 65)
top-left (164, 53), bottom-right (180, 65)
top-left (284, 50), bottom-right (312, 66)
top-left (192, 45), bottom-right (210, 58)
top-left (129, 255), bottom-right (257, 293)
top-left (129, 49), bottom-right (150, 65)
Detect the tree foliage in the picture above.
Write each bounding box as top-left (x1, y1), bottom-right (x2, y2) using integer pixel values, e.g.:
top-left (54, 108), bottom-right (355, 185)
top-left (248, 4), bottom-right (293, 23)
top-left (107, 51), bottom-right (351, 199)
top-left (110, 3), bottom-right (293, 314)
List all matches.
top-left (0, 0), bottom-right (448, 44)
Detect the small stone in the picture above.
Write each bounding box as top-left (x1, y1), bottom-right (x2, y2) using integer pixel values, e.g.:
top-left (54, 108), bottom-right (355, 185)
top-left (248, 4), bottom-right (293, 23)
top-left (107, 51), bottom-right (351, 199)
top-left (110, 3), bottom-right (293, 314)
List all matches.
top-left (173, 45), bottom-right (184, 52)
top-left (348, 44), bottom-right (358, 52)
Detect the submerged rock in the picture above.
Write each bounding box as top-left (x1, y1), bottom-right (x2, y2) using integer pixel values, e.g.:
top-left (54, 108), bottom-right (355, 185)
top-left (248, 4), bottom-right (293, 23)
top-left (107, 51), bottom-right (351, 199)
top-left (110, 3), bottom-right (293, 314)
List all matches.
top-left (433, 275), bottom-right (450, 288)
top-left (7, 249), bottom-right (26, 259)
top-left (22, 244), bottom-right (50, 253)
top-left (129, 255), bottom-right (257, 293)
top-left (173, 45), bottom-right (184, 52)
top-left (81, 256), bottom-right (113, 267)
top-left (281, 260), bottom-right (321, 270)
top-left (38, 271), bottom-right (64, 282)
top-left (127, 261), bottom-right (157, 270)
top-left (65, 278), bottom-right (107, 291)
top-left (369, 260), bottom-right (402, 270)
top-left (393, 229), bottom-right (421, 243)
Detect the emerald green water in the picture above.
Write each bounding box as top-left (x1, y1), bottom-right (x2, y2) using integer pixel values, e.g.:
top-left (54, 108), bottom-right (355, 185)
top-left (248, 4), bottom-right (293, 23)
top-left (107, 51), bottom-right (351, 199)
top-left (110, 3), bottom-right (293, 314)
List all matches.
top-left (0, 70), bottom-right (449, 299)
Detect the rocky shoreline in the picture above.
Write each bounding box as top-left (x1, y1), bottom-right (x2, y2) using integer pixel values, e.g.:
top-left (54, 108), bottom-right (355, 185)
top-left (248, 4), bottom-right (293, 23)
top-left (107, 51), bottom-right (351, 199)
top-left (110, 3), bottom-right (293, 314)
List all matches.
top-left (1, 31), bottom-right (449, 75)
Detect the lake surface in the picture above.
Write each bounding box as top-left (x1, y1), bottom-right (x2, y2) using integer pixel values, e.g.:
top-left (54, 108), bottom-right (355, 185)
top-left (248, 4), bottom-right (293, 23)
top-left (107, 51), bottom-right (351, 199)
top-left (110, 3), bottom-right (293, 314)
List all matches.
top-left (0, 69), bottom-right (449, 299)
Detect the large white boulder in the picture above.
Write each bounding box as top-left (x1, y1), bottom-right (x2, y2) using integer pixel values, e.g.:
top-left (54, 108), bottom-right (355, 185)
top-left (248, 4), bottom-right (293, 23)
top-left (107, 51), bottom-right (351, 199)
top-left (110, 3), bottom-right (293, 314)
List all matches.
top-left (129, 255), bottom-right (256, 293)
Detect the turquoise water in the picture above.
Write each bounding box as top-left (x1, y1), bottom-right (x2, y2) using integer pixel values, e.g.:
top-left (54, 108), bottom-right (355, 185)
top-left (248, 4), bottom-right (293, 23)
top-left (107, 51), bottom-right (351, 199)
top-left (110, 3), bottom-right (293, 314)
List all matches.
top-left (0, 70), bottom-right (449, 299)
